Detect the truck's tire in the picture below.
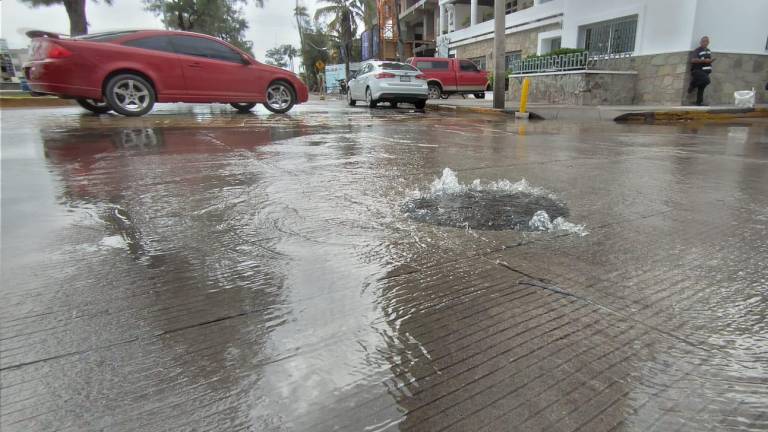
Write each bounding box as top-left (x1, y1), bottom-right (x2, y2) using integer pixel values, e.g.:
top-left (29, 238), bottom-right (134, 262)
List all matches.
top-left (428, 83), bottom-right (442, 99)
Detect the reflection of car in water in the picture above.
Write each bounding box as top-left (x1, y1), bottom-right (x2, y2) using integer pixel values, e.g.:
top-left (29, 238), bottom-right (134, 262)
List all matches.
top-left (24, 29), bottom-right (309, 116)
top-left (43, 126), bottom-right (294, 167)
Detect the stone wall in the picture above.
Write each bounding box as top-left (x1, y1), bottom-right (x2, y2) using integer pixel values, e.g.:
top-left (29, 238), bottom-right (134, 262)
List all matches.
top-left (594, 52), bottom-right (767, 105)
top-left (507, 71), bottom-right (637, 105)
top-left (453, 23), bottom-right (561, 67)
top-left (703, 53), bottom-right (767, 105)
top-left (594, 52), bottom-right (689, 106)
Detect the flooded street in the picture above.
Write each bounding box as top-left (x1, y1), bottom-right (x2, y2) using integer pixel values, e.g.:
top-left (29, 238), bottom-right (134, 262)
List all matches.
top-left (2, 102), bottom-right (767, 431)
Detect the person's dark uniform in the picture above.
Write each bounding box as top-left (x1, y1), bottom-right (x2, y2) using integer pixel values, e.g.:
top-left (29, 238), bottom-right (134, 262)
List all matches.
top-left (688, 43), bottom-right (713, 106)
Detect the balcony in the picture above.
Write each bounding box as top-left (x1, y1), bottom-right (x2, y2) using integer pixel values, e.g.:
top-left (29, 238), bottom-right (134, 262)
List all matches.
top-left (439, 0), bottom-right (563, 47)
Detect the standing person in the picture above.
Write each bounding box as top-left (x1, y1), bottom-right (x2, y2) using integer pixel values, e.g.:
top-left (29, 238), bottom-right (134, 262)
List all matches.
top-left (688, 36), bottom-right (715, 106)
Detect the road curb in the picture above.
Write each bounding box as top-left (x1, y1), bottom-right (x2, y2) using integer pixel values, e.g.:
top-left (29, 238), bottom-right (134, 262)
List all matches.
top-left (427, 103), bottom-right (544, 118)
top-left (429, 102), bottom-right (767, 122)
top-left (614, 107), bottom-right (768, 122)
top-left (0, 97), bottom-right (76, 109)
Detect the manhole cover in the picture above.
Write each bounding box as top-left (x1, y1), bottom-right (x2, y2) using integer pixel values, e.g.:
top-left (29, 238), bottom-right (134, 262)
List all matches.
top-left (403, 169), bottom-right (586, 234)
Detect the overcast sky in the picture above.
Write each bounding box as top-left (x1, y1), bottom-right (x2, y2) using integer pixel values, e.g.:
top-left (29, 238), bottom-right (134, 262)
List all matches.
top-left (0, 0), bottom-right (321, 61)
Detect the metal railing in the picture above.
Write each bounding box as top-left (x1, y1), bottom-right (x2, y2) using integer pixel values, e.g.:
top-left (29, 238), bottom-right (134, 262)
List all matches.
top-left (509, 51), bottom-right (589, 74)
top-left (508, 51), bottom-right (633, 74)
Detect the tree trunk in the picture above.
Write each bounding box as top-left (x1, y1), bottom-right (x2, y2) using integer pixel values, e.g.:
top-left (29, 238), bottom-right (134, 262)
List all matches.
top-left (343, 11), bottom-right (351, 83)
top-left (295, 0), bottom-right (305, 48)
top-left (395, 1), bottom-right (404, 60)
top-left (63, 0), bottom-right (88, 36)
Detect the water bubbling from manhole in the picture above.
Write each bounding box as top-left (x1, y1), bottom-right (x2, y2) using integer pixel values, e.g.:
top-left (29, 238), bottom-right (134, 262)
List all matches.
top-left (403, 168), bottom-right (587, 235)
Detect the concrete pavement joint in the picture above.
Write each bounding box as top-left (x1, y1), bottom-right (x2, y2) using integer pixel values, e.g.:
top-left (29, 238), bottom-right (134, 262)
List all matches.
top-left (489, 256), bottom-right (754, 372)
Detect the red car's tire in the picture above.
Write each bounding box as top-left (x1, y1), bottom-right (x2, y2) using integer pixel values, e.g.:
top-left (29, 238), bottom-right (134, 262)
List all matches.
top-left (231, 102), bottom-right (257, 113)
top-left (263, 81), bottom-right (296, 114)
top-left (105, 73), bottom-right (156, 117)
top-left (76, 98), bottom-right (112, 114)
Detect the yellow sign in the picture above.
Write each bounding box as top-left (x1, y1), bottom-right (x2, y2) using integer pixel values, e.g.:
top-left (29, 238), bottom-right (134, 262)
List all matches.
top-left (315, 60), bottom-right (325, 72)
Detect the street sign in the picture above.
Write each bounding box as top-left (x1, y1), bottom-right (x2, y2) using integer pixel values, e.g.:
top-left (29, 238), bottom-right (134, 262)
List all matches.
top-left (315, 60), bottom-right (325, 72)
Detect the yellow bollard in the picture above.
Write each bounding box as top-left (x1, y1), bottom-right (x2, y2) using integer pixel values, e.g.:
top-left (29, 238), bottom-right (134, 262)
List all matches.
top-left (519, 78), bottom-right (531, 114)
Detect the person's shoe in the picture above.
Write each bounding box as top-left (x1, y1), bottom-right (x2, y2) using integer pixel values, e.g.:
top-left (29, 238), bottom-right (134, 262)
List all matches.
top-left (695, 102), bottom-right (708, 107)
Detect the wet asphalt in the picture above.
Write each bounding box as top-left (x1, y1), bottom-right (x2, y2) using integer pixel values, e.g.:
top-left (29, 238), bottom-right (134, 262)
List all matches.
top-left (1, 101), bottom-right (767, 431)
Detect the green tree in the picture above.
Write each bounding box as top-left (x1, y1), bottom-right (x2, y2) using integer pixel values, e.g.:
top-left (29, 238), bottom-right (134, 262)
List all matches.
top-left (282, 45), bottom-right (299, 72)
top-left (299, 24), bottom-right (331, 91)
top-left (314, 0), bottom-right (364, 81)
top-left (19, 0), bottom-right (113, 36)
top-left (294, 1), bottom-right (309, 49)
top-left (143, 0), bottom-right (265, 53)
top-left (360, 0), bottom-right (376, 31)
top-left (265, 46), bottom-right (288, 68)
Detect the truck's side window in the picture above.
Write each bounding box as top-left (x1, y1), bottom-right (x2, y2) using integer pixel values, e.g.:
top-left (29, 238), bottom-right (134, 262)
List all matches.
top-left (459, 60), bottom-right (479, 72)
top-left (416, 61), bottom-right (449, 70)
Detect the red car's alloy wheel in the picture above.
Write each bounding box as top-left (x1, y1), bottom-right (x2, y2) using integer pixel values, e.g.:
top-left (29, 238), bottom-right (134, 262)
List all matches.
top-left (106, 74), bottom-right (156, 116)
top-left (263, 83), bottom-right (295, 114)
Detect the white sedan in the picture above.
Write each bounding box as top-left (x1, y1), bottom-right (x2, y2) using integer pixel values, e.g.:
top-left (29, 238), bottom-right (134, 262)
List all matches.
top-left (347, 61), bottom-right (428, 109)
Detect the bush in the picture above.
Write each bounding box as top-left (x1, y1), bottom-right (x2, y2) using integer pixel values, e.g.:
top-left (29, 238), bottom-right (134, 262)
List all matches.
top-left (525, 47), bottom-right (585, 60)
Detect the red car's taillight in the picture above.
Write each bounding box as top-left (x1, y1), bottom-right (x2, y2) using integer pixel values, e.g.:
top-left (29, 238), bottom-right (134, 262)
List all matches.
top-left (375, 72), bottom-right (395, 79)
top-left (46, 43), bottom-right (72, 59)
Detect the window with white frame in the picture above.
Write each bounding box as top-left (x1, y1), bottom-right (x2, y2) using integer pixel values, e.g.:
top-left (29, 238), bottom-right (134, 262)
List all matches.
top-left (580, 15), bottom-right (638, 56)
top-left (469, 56), bottom-right (487, 71)
top-left (505, 51), bottom-right (522, 70)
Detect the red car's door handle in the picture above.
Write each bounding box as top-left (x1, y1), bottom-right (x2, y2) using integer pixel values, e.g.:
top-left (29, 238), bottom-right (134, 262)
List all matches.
top-left (188, 62), bottom-right (202, 68)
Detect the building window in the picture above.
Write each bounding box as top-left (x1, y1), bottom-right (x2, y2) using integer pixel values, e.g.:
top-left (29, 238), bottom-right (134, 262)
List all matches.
top-left (506, 0), bottom-right (533, 14)
top-left (581, 15), bottom-right (638, 55)
top-left (505, 51), bottom-right (521, 70)
top-left (550, 37), bottom-right (561, 51)
top-left (469, 56), bottom-right (487, 71)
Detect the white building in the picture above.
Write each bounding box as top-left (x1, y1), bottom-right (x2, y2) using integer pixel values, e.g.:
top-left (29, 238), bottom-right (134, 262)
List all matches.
top-left (434, 0), bottom-right (768, 104)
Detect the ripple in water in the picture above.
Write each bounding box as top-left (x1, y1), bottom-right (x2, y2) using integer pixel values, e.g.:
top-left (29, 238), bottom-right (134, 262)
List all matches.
top-left (403, 168), bottom-right (587, 235)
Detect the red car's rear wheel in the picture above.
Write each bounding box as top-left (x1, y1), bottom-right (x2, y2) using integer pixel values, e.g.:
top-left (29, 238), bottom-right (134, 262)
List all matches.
top-left (105, 74), bottom-right (156, 117)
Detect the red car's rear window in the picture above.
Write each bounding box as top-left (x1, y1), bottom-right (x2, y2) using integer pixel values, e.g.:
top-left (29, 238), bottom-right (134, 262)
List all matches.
top-left (73, 31), bottom-right (138, 42)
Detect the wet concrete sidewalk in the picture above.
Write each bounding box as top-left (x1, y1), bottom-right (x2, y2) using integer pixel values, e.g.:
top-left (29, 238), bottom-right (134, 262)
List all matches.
top-left (2, 102), bottom-right (767, 431)
top-left (429, 96), bottom-right (768, 121)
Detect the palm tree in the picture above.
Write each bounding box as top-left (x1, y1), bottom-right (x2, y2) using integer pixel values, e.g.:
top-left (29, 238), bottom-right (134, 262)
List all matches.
top-left (294, 1), bottom-right (309, 49)
top-left (360, 0), bottom-right (377, 30)
top-left (282, 45), bottom-right (300, 72)
top-left (314, 0), bottom-right (364, 82)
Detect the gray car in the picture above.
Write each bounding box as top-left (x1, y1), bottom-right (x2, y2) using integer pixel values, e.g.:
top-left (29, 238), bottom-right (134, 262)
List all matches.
top-left (347, 61), bottom-right (429, 109)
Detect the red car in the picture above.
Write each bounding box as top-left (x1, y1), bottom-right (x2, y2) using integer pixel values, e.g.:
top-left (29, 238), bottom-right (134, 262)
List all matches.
top-left (406, 57), bottom-right (490, 100)
top-left (24, 29), bottom-right (309, 116)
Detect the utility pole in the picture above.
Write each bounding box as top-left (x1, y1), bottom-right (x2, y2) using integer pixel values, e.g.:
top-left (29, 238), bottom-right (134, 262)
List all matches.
top-left (493, 0), bottom-right (505, 109)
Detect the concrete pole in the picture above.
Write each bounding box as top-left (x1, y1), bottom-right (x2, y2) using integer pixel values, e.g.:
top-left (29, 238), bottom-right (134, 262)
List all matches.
top-left (493, 0), bottom-right (505, 109)
top-left (470, 0), bottom-right (478, 26)
top-left (438, 4), bottom-right (445, 35)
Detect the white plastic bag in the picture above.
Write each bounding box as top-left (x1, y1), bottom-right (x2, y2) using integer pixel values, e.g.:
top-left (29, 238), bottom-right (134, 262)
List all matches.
top-left (734, 89), bottom-right (755, 108)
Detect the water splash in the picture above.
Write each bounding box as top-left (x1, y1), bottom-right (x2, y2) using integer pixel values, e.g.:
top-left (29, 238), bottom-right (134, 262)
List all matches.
top-left (529, 210), bottom-right (588, 236)
top-left (406, 168), bottom-right (587, 234)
